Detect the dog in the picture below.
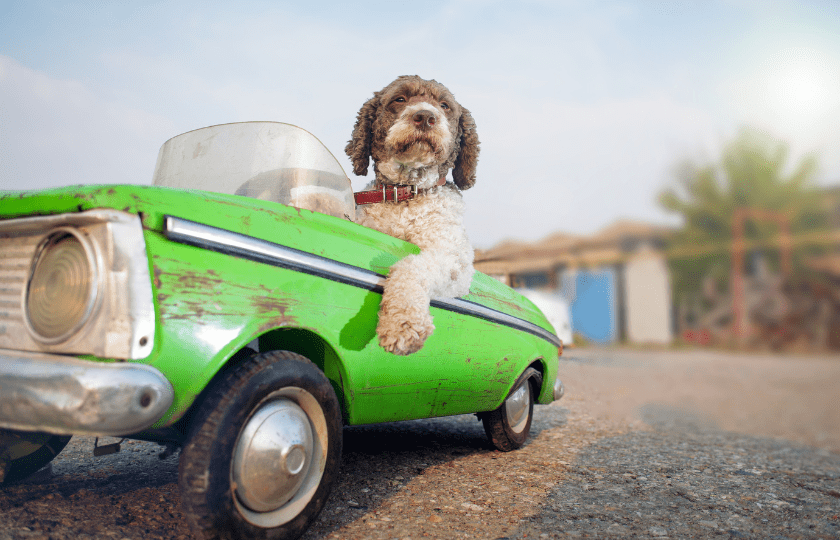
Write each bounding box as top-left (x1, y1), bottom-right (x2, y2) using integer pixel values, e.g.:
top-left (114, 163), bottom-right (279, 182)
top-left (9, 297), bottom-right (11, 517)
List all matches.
top-left (346, 75), bottom-right (480, 355)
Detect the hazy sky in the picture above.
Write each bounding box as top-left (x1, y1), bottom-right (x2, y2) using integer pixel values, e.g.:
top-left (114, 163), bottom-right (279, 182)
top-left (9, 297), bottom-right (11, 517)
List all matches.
top-left (2, 0), bottom-right (839, 248)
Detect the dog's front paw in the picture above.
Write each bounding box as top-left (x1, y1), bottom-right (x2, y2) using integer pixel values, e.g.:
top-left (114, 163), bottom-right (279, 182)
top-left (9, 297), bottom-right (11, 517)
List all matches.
top-left (377, 309), bottom-right (434, 356)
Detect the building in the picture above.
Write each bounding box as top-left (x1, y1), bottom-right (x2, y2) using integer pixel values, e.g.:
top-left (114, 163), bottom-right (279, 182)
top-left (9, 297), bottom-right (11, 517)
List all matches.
top-left (475, 220), bottom-right (674, 345)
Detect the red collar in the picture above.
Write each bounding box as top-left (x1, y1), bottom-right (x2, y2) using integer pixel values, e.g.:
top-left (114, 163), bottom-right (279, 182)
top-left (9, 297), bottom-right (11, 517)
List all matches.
top-left (354, 184), bottom-right (418, 205)
top-left (354, 178), bottom-right (446, 206)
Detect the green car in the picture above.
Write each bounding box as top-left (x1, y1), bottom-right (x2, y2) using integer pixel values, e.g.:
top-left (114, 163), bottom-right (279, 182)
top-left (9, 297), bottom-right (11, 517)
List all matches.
top-left (0, 122), bottom-right (563, 539)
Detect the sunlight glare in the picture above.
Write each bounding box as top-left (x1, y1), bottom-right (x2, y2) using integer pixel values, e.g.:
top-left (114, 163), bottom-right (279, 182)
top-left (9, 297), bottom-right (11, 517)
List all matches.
top-left (766, 48), bottom-right (840, 122)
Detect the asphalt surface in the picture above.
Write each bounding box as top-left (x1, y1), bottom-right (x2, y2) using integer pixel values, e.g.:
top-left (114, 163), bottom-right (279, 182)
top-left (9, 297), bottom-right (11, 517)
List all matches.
top-left (1, 347), bottom-right (838, 539)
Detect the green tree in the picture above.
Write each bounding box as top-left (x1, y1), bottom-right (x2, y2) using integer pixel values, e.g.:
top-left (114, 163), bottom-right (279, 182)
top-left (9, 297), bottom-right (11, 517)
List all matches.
top-left (659, 127), bottom-right (827, 298)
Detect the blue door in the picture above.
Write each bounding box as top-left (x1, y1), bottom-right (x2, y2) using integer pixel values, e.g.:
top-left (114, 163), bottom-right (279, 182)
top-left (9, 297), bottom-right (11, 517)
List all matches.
top-left (562, 268), bottom-right (617, 344)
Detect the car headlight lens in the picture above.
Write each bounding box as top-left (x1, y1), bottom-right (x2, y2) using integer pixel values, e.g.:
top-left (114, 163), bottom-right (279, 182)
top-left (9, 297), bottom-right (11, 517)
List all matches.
top-left (25, 228), bottom-right (100, 343)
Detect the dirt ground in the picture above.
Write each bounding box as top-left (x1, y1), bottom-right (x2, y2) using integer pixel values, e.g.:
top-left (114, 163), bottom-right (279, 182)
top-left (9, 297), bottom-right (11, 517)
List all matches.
top-left (561, 347), bottom-right (840, 452)
top-left (1, 347), bottom-right (838, 539)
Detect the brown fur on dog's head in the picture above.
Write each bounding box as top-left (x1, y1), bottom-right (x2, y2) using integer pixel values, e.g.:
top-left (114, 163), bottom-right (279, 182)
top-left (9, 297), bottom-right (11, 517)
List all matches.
top-left (345, 75), bottom-right (479, 190)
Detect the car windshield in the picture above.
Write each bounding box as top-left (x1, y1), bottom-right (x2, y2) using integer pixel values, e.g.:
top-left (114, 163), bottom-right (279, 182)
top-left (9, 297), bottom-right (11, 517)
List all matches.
top-left (152, 122), bottom-right (355, 220)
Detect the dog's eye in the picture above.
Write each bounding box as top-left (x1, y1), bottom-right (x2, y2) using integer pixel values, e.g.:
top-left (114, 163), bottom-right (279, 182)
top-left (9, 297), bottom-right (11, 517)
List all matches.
top-left (440, 102), bottom-right (450, 110)
top-left (394, 97), bottom-right (405, 103)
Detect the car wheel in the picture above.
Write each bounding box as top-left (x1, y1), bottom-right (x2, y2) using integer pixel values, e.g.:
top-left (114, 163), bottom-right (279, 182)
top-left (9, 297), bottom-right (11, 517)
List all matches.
top-left (481, 367), bottom-right (541, 452)
top-left (0, 429), bottom-right (71, 484)
top-left (178, 350), bottom-right (342, 540)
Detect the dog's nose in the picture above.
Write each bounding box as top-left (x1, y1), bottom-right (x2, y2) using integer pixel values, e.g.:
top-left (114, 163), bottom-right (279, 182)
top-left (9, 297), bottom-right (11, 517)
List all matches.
top-left (412, 110), bottom-right (436, 130)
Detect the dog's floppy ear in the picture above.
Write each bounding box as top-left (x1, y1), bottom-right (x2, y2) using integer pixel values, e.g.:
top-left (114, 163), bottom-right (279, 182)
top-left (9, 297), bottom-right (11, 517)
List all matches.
top-left (452, 106), bottom-right (480, 190)
top-left (345, 93), bottom-right (380, 176)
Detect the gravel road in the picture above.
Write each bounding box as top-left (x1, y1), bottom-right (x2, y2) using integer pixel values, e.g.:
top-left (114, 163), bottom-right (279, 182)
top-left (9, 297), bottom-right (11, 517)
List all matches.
top-left (1, 348), bottom-right (838, 539)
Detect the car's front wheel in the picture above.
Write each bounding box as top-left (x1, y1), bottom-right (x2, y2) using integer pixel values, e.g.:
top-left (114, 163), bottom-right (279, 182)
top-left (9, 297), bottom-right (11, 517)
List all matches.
top-left (178, 350), bottom-right (342, 540)
top-left (481, 367), bottom-right (541, 452)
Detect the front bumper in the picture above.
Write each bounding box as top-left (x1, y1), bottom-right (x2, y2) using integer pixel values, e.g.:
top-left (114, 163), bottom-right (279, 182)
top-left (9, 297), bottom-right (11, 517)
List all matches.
top-left (0, 349), bottom-right (174, 436)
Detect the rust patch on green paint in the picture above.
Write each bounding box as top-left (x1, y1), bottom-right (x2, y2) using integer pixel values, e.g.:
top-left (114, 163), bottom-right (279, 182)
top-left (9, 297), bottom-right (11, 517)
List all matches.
top-left (255, 298), bottom-right (299, 332)
top-left (154, 257), bottom-right (300, 328)
top-left (152, 265), bottom-right (163, 289)
top-left (467, 289), bottom-right (527, 315)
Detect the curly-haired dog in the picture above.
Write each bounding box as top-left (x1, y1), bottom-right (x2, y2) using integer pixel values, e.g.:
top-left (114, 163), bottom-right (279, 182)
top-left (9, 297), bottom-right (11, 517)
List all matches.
top-left (346, 75), bottom-right (480, 355)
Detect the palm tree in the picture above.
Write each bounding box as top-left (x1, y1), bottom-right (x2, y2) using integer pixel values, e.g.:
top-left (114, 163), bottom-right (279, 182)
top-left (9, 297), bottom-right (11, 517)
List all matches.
top-left (660, 128), bottom-right (831, 344)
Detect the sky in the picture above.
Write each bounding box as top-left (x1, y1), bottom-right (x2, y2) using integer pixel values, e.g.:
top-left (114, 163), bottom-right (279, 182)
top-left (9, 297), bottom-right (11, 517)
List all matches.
top-left (1, 0), bottom-right (839, 248)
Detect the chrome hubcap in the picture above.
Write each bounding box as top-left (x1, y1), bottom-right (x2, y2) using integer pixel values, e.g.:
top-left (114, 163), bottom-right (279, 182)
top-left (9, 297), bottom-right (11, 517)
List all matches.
top-left (232, 398), bottom-right (315, 512)
top-left (230, 387), bottom-right (329, 528)
top-left (505, 381), bottom-right (531, 434)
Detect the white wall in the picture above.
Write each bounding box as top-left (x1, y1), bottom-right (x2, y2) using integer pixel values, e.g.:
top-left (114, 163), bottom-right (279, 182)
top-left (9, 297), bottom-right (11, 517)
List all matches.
top-left (624, 248), bottom-right (673, 344)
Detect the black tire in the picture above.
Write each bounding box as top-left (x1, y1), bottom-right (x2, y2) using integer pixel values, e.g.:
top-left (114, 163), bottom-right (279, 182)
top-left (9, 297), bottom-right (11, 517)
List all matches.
top-left (178, 350), bottom-right (342, 540)
top-left (481, 368), bottom-right (541, 452)
top-left (0, 429), bottom-right (71, 484)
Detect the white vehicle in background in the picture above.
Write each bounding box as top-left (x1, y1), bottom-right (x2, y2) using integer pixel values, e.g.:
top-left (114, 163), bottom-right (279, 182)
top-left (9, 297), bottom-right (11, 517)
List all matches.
top-left (515, 289), bottom-right (573, 347)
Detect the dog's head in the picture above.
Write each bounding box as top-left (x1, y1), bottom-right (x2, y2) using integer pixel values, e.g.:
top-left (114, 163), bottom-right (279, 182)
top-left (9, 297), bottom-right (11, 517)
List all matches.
top-left (345, 75), bottom-right (479, 190)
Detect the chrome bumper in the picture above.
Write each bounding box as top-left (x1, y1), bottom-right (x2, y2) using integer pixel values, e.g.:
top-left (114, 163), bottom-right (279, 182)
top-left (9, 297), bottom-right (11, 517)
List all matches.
top-left (0, 350), bottom-right (174, 436)
top-left (553, 378), bottom-right (565, 401)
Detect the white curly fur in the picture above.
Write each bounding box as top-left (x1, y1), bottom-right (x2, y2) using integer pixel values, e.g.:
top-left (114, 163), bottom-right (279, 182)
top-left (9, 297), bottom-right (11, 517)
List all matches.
top-left (347, 76), bottom-right (480, 355)
top-left (357, 184), bottom-right (474, 355)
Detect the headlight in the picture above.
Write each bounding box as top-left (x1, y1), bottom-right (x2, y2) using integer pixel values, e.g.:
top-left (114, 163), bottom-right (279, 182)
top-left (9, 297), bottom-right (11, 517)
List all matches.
top-left (0, 209), bottom-right (153, 359)
top-left (25, 227), bottom-right (101, 344)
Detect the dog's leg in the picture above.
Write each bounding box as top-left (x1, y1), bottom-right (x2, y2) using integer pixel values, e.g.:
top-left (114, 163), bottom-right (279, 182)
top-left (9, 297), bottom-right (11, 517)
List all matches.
top-left (376, 246), bottom-right (474, 355)
top-left (377, 254), bottom-right (435, 355)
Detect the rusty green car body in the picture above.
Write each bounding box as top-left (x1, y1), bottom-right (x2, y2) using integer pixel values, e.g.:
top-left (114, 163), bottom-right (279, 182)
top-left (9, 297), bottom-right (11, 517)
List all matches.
top-left (0, 122), bottom-right (561, 539)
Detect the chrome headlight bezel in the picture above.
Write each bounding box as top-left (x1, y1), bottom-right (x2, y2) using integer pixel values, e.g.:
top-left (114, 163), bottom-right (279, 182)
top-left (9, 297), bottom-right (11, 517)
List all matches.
top-left (0, 210), bottom-right (155, 360)
top-left (24, 226), bottom-right (104, 345)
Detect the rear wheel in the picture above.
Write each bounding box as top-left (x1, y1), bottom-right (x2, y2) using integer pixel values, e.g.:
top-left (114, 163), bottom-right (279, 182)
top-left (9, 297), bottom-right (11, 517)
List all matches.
top-left (481, 368), bottom-right (541, 452)
top-left (0, 429), bottom-right (70, 484)
top-left (178, 350), bottom-right (342, 540)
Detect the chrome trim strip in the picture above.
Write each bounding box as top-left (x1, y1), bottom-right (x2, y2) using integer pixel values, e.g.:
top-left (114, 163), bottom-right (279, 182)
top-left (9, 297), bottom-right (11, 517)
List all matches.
top-left (0, 349), bottom-right (174, 436)
top-left (430, 297), bottom-right (562, 347)
top-left (163, 216), bottom-right (562, 348)
top-left (164, 215), bottom-right (385, 291)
